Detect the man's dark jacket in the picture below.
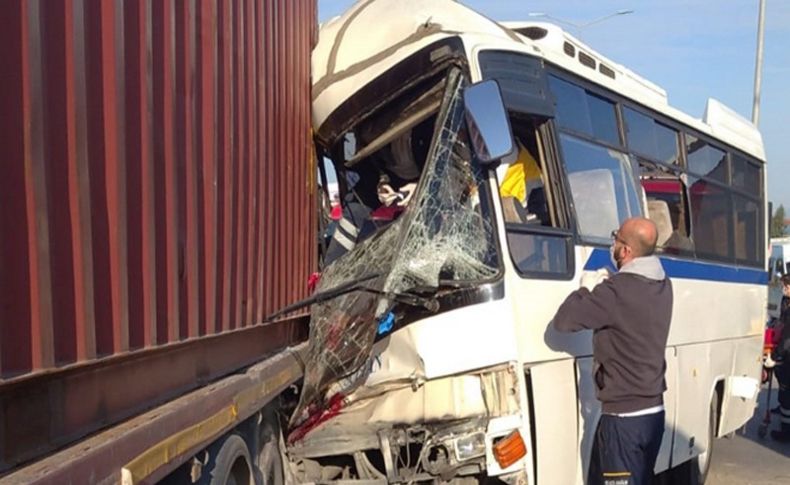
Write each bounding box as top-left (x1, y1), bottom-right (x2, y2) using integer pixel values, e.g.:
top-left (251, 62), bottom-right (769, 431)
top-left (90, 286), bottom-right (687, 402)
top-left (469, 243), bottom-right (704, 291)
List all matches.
top-left (774, 295), bottom-right (790, 361)
top-left (554, 256), bottom-right (673, 414)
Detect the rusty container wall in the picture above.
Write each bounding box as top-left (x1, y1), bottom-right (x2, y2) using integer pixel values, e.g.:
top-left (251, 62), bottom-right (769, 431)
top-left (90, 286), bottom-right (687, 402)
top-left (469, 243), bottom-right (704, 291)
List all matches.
top-left (0, 0), bottom-right (317, 471)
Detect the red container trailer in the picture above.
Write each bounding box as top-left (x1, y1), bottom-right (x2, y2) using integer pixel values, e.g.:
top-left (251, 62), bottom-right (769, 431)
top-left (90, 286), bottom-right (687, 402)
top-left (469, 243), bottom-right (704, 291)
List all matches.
top-left (0, 0), bottom-right (317, 482)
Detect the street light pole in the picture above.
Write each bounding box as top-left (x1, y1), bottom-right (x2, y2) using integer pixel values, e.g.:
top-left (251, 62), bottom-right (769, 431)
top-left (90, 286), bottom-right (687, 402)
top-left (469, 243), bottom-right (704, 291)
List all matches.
top-left (752, 0), bottom-right (766, 126)
top-left (580, 10), bottom-right (634, 28)
top-left (527, 9), bottom-right (633, 33)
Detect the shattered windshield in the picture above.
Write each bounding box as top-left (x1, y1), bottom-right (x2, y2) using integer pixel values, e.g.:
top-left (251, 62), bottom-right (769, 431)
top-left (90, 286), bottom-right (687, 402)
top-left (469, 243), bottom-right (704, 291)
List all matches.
top-left (291, 69), bottom-right (499, 428)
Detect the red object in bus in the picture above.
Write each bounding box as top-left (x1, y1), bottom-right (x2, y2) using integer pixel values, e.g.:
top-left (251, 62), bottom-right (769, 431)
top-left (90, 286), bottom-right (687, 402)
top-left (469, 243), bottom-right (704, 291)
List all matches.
top-left (288, 393), bottom-right (346, 444)
top-left (642, 179), bottom-right (681, 195)
top-left (308, 272), bottom-right (321, 293)
top-left (764, 321), bottom-right (783, 355)
top-left (765, 327), bottom-right (776, 353)
top-left (370, 205), bottom-right (404, 221)
top-left (330, 204), bottom-right (342, 220)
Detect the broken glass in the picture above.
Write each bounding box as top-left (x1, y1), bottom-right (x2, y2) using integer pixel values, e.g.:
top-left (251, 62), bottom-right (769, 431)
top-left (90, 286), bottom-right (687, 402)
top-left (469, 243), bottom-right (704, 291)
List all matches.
top-left (291, 69), bottom-right (499, 429)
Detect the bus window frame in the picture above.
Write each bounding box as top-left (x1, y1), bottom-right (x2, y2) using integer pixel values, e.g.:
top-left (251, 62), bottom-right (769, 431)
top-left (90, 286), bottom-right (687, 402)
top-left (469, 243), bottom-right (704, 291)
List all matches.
top-left (477, 50), bottom-right (579, 281)
top-left (554, 130), bottom-right (644, 244)
top-left (544, 65), bottom-right (766, 268)
top-left (685, 172), bottom-right (736, 263)
top-left (680, 133), bottom-right (764, 268)
top-left (732, 191), bottom-right (763, 266)
top-left (684, 133), bottom-right (730, 185)
top-left (504, 223), bottom-right (576, 280)
top-left (546, 71), bottom-right (642, 247)
top-left (638, 157), bottom-right (694, 257)
top-left (623, 106), bottom-right (682, 166)
top-left (496, 120), bottom-right (576, 281)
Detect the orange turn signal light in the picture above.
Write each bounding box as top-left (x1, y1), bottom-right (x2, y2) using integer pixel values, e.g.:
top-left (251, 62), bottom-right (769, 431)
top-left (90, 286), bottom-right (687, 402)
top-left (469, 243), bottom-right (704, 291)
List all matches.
top-left (492, 430), bottom-right (527, 469)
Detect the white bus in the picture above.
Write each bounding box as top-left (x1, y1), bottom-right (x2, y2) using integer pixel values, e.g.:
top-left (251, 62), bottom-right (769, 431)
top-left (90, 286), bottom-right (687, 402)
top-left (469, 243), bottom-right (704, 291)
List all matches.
top-left (287, 2), bottom-right (768, 484)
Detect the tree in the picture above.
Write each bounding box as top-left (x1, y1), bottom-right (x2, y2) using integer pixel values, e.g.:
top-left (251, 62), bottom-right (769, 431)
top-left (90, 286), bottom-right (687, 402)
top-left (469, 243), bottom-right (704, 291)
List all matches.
top-left (771, 204), bottom-right (786, 238)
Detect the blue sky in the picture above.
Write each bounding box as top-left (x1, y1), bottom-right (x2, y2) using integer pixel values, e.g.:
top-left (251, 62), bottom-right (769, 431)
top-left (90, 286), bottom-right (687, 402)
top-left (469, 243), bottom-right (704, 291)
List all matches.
top-left (318, 1), bottom-right (789, 210)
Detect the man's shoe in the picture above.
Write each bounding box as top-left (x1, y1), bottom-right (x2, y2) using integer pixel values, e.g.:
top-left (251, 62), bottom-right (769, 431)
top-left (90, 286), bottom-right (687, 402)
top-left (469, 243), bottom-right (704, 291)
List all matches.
top-left (771, 429), bottom-right (790, 442)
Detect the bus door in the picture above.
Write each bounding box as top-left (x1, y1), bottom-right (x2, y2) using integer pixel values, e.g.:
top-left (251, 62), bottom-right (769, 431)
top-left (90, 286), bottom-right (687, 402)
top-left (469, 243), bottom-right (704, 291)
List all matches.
top-left (478, 51), bottom-right (586, 484)
top-left (495, 114), bottom-right (587, 485)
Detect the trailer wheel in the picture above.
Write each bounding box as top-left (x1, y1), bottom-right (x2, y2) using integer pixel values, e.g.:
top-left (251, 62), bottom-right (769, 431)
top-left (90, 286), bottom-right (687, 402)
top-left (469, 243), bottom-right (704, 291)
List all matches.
top-left (209, 434), bottom-right (253, 485)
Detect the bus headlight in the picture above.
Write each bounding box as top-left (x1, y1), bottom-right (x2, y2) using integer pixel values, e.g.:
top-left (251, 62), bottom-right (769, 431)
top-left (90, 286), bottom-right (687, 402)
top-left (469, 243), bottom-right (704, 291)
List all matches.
top-left (453, 431), bottom-right (486, 461)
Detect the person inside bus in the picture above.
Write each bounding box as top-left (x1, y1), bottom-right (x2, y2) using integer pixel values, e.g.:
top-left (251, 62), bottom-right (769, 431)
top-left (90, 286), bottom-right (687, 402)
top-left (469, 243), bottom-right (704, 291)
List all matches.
top-left (768, 274), bottom-right (790, 441)
top-left (324, 119), bottom-right (432, 266)
top-left (498, 137), bottom-right (549, 225)
top-left (552, 217), bottom-right (672, 485)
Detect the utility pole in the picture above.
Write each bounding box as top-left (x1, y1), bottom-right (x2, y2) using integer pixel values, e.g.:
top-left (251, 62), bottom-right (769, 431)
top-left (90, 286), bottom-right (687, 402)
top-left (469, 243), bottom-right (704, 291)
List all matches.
top-left (752, 0), bottom-right (766, 126)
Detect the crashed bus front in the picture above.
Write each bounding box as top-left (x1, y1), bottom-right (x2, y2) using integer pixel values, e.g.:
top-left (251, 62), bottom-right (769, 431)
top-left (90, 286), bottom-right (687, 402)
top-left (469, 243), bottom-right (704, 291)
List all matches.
top-left (282, 1), bottom-right (769, 485)
top-left (284, 1), bottom-right (540, 482)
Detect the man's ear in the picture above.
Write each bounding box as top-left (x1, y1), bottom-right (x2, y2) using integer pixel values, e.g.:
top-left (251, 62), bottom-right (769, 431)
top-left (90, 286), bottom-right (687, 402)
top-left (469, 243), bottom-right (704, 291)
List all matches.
top-left (621, 245), bottom-right (632, 258)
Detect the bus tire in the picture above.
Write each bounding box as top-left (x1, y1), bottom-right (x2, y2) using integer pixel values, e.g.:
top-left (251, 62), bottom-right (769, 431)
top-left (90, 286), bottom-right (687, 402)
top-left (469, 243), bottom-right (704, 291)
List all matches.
top-left (695, 388), bottom-right (718, 484)
top-left (256, 432), bottom-right (283, 485)
top-left (671, 388), bottom-right (718, 485)
top-left (208, 434), bottom-right (253, 485)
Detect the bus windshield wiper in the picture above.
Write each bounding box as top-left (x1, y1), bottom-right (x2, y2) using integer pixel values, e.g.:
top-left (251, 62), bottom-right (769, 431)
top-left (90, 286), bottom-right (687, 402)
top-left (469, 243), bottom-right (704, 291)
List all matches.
top-left (264, 273), bottom-right (439, 322)
top-left (360, 287), bottom-right (440, 313)
top-left (264, 273), bottom-right (381, 322)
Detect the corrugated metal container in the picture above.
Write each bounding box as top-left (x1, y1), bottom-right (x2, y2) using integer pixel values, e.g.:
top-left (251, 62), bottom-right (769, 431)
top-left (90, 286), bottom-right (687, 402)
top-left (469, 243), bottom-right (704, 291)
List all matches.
top-left (0, 0), bottom-right (317, 470)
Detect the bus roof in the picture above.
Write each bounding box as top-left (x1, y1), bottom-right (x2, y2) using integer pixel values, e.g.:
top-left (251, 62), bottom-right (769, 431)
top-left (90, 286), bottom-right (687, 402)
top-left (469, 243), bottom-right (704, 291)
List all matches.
top-left (312, 0), bottom-right (514, 134)
top-left (502, 21), bottom-right (766, 161)
top-left (314, 1), bottom-right (765, 161)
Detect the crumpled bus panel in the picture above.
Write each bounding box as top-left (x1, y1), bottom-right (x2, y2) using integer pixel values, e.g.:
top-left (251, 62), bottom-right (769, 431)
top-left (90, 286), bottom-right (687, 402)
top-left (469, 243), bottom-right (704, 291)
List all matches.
top-left (288, 364), bottom-right (521, 461)
top-left (292, 71), bottom-right (498, 428)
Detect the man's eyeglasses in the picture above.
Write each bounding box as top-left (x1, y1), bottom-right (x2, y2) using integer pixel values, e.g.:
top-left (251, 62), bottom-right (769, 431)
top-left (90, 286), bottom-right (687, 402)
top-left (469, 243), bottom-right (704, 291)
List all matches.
top-left (611, 230), bottom-right (628, 246)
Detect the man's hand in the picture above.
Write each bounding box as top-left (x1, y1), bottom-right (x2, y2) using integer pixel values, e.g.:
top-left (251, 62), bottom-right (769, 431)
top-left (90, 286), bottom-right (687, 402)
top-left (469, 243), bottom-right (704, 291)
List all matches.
top-left (396, 183), bottom-right (417, 207)
top-left (580, 268), bottom-right (610, 291)
top-left (377, 183), bottom-right (399, 206)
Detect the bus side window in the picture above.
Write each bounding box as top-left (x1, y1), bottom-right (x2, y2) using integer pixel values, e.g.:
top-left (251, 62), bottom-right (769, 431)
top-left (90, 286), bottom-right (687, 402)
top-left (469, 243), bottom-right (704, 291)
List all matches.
top-left (639, 162), bottom-right (694, 255)
top-left (496, 130), bottom-right (551, 227)
top-left (558, 134), bottom-right (642, 240)
top-left (731, 154), bottom-right (762, 265)
top-left (687, 174), bottom-right (733, 262)
top-left (497, 121), bottom-right (571, 277)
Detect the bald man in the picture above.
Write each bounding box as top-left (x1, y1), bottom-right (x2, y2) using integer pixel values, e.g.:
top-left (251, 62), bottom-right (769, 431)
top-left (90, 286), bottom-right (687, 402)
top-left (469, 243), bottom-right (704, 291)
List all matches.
top-left (553, 217), bottom-right (673, 485)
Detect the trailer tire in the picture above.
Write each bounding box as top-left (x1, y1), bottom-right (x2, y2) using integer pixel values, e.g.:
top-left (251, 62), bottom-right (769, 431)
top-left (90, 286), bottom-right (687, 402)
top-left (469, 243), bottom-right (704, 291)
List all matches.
top-left (209, 434), bottom-right (253, 485)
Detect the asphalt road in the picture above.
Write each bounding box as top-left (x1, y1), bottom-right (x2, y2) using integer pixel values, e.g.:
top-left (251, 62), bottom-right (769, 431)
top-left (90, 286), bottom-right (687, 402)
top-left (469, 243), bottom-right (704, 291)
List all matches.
top-left (707, 376), bottom-right (790, 485)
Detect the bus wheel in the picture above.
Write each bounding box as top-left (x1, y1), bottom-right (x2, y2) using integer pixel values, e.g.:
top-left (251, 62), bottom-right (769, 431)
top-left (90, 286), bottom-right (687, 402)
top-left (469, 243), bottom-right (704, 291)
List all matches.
top-left (694, 388), bottom-right (718, 484)
top-left (208, 434), bottom-right (253, 485)
top-left (672, 389), bottom-right (718, 485)
top-left (257, 434), bottom-right (283, 485)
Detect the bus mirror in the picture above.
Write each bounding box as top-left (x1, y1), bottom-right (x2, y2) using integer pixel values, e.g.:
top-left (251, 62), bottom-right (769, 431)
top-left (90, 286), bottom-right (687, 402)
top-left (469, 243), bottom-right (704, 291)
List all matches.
top-left (463, 80), bottom-right (515, 165)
